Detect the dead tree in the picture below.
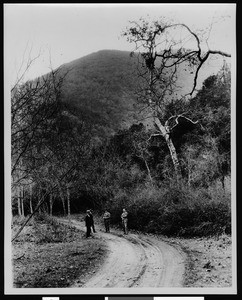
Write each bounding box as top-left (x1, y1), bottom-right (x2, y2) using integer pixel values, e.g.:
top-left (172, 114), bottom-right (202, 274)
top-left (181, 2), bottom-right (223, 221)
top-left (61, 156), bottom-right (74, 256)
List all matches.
top-left (123, 17), bottom-right (231, 180)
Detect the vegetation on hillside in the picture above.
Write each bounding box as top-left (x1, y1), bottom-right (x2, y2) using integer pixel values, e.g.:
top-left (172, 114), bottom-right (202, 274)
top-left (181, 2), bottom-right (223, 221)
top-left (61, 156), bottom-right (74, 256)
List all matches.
top-left (11, 18), bottom-right (232, 239)
top-left (60, 50), bottom-right (140, 138)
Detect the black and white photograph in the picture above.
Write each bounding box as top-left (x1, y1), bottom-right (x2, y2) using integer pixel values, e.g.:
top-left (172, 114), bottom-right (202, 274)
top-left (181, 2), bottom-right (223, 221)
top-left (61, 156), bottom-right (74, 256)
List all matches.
top-left (4, 3), bottom-right (236, 295)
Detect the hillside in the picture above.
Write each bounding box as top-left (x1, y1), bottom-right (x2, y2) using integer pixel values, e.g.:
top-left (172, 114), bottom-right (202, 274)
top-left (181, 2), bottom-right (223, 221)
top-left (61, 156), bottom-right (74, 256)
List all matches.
top-left (59, 49), bottom-right (228, 138)
top-left (60, 50), bottom-right (139, 138)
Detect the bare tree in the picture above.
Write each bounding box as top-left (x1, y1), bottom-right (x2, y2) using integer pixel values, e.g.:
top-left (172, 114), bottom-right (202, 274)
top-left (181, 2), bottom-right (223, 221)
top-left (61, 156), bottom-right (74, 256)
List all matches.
top-left (11, 56), bottom-right (68, 215)
top-left (123, 17), bottom-right (231, 180)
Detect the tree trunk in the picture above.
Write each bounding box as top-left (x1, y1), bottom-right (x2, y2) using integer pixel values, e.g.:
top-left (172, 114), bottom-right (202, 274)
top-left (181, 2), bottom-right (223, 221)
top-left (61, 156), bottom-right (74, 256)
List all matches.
top-left (67, 187), bottom-right (71, 223)
top-left (188, 164), bottom-right (191, 188)
top-left (144, 158), bottom-right (153, 183)
top-left (57, 182), bottom-right (66, 215)
top-left (154, 117), bottom-right (182, 180)
top-left (37, 188), bottom-right (42, 213)
top-left (67, 187), bottom-right (71, 217)
top-left (221, 175), bottom-right (225, 190)
top-left (165, 137), bottom-right (181, 177)
top-left (17, 186), bottom-right (22, 216)
top-left (21, 186), bottom-right (25, 217)
top-left (43, 202), bottom-right (49, 214)
top-left (29, 184), bottom-right (33, 214)
top-left (49, 194), bottom-right (53, 216)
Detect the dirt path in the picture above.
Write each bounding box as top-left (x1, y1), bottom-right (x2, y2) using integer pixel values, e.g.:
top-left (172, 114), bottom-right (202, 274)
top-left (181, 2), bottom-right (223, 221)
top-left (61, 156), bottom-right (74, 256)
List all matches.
top-left (59, 219), bottom-right (186, 288)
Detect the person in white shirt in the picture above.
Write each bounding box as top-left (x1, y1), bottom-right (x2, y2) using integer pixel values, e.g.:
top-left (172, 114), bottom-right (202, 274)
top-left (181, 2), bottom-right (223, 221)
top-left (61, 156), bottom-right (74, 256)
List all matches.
top-left (103, 210), bottom-right (111, 232)
top-left (121, 208), bottom-right (128, 234)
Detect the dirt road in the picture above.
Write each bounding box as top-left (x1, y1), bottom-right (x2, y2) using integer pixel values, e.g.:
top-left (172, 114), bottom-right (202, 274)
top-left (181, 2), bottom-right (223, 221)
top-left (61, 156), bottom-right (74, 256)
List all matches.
top-left (60, 219), bottom-right (186, 288)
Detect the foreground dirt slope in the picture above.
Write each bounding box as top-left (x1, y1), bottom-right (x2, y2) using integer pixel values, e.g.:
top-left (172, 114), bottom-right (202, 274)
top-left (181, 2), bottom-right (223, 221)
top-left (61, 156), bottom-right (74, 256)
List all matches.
top-left (13, 217), bottom-right (232, 289)
top-left (62, 219), bottom-right (186, 288)
top-left (164, 235), bottom-right (233, 287)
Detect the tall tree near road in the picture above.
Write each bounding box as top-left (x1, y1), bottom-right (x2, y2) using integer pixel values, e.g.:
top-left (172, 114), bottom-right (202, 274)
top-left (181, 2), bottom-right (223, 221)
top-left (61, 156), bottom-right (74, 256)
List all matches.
top-left (11, 63), bottom-right (69, 216)
top-left (11, 68), bottom-right (65, 181)
top-left (122, 17), bottom-right (231, 180)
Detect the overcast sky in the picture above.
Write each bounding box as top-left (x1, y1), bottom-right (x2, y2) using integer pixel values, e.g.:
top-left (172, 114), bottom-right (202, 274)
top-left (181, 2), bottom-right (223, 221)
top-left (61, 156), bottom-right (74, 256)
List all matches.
top-left (4, 3), bottom-right (236, 85)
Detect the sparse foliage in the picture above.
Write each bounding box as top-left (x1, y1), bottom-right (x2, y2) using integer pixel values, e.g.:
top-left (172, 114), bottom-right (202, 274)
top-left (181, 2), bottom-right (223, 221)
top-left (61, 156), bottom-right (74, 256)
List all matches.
top-left (122, 17), bottom-right (231, 180)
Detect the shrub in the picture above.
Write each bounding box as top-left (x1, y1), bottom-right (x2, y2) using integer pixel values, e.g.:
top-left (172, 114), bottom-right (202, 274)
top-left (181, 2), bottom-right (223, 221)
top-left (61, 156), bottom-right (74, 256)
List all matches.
top-left (108, 181), bottom-right (231, 237)
top-left (33, 213), bottom-right (80, 243)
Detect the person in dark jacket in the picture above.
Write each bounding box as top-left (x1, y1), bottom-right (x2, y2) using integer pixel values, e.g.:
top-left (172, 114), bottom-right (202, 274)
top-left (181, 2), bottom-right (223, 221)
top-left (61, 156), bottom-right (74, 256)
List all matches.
top-left (89, 210), bottom-right (96, 233)
top-left (85, 210), bottom-right (92, 238)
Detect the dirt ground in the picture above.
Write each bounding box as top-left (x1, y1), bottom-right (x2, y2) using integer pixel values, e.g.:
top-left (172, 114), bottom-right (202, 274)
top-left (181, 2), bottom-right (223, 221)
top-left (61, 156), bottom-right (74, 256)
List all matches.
top-left (12, 220), bottom-right (108, 288)
top-left (164, 234), bottom-right (232, 287)
top-left (60, 218), bottom-right (233, 288)
top-left (67, 220), bottom-right (185, 288)
top-left (12, 216), bottom-right (232, 288)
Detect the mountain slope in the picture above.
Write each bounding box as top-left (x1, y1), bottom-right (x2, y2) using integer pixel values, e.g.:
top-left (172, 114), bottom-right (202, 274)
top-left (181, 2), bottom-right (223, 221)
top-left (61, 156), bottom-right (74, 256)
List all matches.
top-left (60, 50), bottom-right (139, 137)
top-left (59, 49), bottom-right (229, 138)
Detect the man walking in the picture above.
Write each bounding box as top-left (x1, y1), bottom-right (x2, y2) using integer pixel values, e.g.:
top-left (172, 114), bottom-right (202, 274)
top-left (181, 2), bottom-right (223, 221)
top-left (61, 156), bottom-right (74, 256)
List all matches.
top-left (121, 208), bottom-right (128, 234)
top-left (103, 210), bottom-right (111, 233)
top-left (85, 210), bottom-right (92, 238)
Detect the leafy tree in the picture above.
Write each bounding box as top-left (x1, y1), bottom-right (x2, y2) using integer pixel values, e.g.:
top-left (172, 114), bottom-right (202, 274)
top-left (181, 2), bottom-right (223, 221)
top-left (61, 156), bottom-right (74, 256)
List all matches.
top-left (183, 64), bottom-right (231, 188)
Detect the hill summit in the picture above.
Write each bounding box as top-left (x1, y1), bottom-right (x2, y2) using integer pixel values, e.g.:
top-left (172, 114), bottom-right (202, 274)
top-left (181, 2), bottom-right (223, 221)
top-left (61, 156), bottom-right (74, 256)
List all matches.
top-left (60, 50), bottom-right (140, 137)
top-left (59, 49), bottom-right (227, 138)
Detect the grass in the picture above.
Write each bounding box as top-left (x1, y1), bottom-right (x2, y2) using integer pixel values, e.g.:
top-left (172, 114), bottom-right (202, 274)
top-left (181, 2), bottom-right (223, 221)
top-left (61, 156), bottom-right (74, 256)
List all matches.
top-left (12, 214), bottom-right (107, 288)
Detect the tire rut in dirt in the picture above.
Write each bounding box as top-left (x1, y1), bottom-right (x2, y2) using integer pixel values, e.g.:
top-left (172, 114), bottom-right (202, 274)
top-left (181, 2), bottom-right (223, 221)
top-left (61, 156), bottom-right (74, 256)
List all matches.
top-left (127, 235), bottom-right (164, 287)
top-left (56, 218), bottom-right (185, 288)
top-left (82, 233), bottom-right (147, 288)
